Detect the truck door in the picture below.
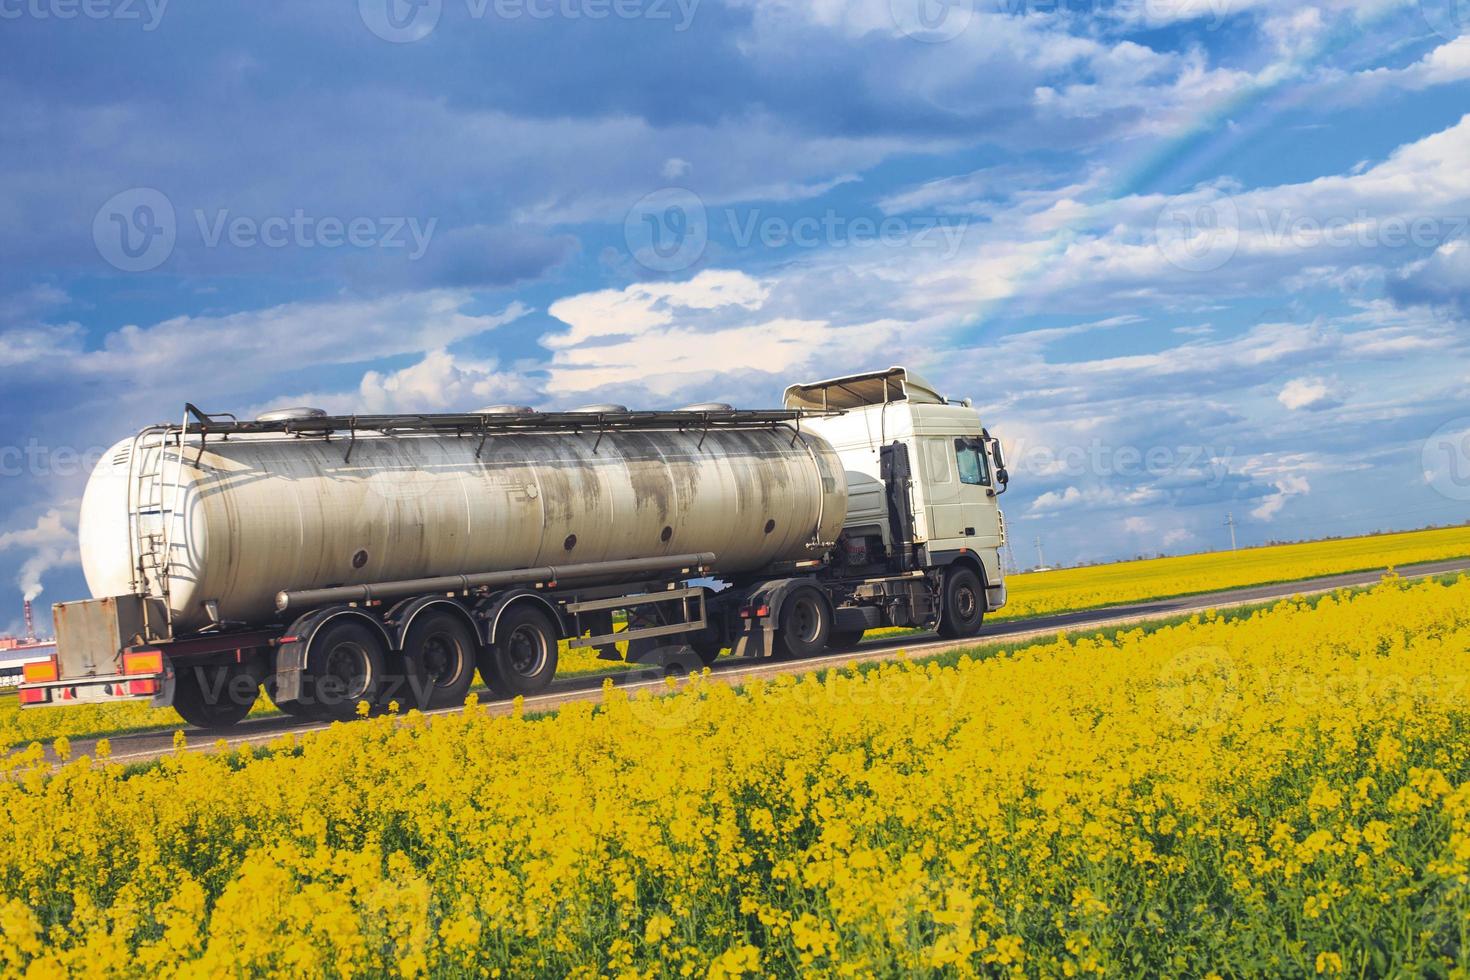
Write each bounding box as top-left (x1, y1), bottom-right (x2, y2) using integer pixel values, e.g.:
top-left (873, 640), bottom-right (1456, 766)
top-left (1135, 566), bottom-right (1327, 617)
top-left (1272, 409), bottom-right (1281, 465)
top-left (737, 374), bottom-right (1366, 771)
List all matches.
top-left (947, 437), bottom-right (1001, 550)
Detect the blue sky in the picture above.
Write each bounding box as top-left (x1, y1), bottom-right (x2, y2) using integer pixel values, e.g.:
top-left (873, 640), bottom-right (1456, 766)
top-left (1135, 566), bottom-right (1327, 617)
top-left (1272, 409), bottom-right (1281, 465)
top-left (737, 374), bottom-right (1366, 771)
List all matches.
top-left (2, 0), bottom-right (1470, 632)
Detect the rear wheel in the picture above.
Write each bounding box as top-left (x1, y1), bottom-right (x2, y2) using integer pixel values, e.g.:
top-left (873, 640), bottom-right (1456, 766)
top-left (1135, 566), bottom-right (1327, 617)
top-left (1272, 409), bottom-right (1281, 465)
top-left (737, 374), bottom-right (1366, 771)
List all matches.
top-left (301, 620), bottom-right (387, 721)
top-left (479, 605), bottom-right (560, 697)
top-left (937, 566), bottom-right (985, 639)
top-left (774, 589), bottom-right (831, 659)
top-left (172, 663), bottom-right (258, 731)
top-left (400, 610), bottom-right (479, 710)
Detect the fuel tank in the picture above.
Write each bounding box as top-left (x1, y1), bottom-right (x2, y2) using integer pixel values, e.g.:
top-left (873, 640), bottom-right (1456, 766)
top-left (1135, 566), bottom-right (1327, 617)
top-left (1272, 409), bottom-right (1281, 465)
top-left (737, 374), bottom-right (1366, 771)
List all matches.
top-left (79, 425), bottom-right (847, 633)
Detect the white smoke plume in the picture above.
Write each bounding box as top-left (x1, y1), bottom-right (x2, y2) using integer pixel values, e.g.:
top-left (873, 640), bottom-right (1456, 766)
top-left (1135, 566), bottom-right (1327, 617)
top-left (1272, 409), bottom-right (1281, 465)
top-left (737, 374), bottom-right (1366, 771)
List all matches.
top-left (0, 506), bottom-right (79, 604)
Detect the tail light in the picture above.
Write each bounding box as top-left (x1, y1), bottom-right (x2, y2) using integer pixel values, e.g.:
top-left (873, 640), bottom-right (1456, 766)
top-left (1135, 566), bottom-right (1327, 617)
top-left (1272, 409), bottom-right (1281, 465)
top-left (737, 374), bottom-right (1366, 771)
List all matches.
top-left (123, 649), bottom-right (164, 675)
top-left (22, 656), bottom-right (58, 684)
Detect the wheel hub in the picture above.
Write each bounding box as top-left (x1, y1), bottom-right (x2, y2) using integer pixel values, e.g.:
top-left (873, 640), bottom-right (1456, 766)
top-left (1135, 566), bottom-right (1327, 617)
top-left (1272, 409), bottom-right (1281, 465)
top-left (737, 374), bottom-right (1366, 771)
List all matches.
top-left (507, 625), bottom-right (547, 677)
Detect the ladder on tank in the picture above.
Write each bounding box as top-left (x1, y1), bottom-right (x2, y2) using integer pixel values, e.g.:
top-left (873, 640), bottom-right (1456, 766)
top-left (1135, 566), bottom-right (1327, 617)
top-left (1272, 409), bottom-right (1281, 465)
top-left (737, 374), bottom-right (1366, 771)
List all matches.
top-left (124, 416), bottom-right (188, 640)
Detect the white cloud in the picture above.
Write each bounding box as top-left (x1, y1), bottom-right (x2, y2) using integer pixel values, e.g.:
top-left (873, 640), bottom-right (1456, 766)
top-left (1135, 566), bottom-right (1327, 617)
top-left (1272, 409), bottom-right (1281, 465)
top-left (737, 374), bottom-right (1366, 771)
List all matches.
top-left (542, 269), bottom-right (911, 399)
top-left (1029, 484), bottom-right (1164, 514)
top-left (356, 351), bottom-right (542, 414)
top-left (1251, 473), bottom-right (1311, 520)
top-left (0, 508), bottom-right (79, 602)
top-left (1277, 376), bottom-right (1342, 410)
top-left (1162, 528), bottom-right (1195, 547)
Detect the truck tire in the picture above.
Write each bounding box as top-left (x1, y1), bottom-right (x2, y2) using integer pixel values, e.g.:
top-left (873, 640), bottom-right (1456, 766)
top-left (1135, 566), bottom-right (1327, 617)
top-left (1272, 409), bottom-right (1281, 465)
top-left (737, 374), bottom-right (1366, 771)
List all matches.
top-left (302, 619), bottom-right (387, 721)
top-left (480, 604), bottom-right (560, 697)
top-left (937, 566), bottom-right (985, 639)
top-left (172, 663), bottom-right (258, 731)
top-left (774, 588), bottom-right (831, 659)
top-left (401, 610), bottom-right (479, 710)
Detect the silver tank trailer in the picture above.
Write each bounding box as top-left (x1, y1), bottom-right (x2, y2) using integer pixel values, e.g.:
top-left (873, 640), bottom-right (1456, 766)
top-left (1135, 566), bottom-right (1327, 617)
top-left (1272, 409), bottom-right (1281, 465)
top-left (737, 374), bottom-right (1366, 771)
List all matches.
top-left (79, 426), bottom-right (847, 633)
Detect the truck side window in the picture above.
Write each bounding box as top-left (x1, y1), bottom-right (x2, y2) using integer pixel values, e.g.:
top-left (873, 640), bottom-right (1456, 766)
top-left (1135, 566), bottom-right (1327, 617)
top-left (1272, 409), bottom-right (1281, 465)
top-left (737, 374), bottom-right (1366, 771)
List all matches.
top-left (954, 438), bottom-right (991, 486)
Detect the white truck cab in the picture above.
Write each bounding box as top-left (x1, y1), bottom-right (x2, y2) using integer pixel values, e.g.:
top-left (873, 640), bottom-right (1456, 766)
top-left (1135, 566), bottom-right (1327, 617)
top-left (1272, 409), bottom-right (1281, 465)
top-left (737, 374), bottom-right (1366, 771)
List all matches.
top-left (785, 366), bottom-right (1009, 614)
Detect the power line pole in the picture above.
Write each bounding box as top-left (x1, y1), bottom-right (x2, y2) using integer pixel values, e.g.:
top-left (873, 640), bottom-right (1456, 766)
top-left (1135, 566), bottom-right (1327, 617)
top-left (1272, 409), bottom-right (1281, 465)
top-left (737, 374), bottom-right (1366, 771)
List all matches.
top-left (1034, 537), bottom-right (1045, 569)
top-left (1224, 512), bottom-right (1238, 551)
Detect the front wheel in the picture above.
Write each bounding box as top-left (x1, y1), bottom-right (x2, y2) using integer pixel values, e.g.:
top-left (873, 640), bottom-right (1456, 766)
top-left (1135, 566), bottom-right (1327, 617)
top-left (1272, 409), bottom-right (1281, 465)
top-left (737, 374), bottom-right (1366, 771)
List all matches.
top-left (937, 566), bottom-right (986, 639)
top-left (774, 589), bottom-right (831, 659)
top-left (479, 605), bottom-right (560, 697)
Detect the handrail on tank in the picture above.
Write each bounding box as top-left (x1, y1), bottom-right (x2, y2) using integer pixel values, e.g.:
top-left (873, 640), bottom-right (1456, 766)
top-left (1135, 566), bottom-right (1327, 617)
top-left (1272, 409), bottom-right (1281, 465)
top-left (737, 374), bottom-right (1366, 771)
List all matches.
top-left (166, 407), bottom-right (844, 440)
top-left (275, 552), bottom-right (719, 613)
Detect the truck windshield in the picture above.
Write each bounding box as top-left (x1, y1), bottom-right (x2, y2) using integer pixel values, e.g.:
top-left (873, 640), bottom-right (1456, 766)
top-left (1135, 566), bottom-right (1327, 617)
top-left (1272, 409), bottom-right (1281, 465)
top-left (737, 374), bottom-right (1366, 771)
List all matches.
top-left (954, 439), bottom-right (991, 486)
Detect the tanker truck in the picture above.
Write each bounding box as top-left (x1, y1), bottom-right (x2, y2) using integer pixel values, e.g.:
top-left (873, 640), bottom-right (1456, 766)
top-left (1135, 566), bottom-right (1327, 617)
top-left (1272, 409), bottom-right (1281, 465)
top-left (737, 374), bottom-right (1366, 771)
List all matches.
top-left (19, 366), bottom-right (1010, 729)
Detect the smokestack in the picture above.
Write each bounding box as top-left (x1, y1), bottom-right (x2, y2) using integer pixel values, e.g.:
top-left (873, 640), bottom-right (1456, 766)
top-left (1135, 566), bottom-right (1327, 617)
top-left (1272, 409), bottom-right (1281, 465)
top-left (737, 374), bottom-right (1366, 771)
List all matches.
top-left (23, 598), bottom-right (36, 645)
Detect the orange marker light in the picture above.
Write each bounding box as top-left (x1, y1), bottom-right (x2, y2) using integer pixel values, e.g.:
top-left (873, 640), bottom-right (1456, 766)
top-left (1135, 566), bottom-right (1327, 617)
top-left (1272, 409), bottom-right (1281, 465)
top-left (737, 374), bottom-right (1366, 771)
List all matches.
top-left (123, 650), bottom-right (165, 675)
top-left (22, 657), bottom-right (58, 684)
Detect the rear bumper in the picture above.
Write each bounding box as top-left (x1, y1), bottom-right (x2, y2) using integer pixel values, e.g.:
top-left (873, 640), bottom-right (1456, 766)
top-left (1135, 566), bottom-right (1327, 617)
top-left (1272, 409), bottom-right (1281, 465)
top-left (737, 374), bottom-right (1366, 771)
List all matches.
top-left (19, 673), bottom-right (164, 707)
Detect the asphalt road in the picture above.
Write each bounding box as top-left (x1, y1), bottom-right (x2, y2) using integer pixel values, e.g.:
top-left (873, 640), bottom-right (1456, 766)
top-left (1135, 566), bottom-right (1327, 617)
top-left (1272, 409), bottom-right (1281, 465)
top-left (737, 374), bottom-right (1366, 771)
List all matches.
top-left (25, 556), bottom-right (1470, 768)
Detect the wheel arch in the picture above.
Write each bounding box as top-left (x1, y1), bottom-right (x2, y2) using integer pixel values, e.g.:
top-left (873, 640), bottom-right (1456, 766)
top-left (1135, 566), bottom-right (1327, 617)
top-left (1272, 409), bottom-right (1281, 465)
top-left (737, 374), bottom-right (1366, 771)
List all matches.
top-left (272, 606), bottom-right (391, 705)
top-left (937, 551), bottom-right (990, 606)
top-left (476, 588), bottom-right (567, 646)
top-left (384, 595), bottom-right (480, 650)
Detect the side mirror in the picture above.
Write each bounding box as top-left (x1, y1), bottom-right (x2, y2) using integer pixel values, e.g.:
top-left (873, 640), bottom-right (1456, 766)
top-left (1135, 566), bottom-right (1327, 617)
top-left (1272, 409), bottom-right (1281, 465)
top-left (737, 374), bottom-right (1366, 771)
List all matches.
top-left (997, 466), bottom-right (1009, 487)
top-left (989, 437), bottom-right (1007, 471)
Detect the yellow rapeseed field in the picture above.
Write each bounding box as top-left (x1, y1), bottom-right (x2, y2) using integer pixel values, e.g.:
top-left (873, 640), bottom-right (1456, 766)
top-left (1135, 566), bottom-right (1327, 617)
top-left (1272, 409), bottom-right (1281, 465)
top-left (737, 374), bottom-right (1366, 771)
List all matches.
top-left (997, 522), bottom-right (1470, 620)
top-left (2, 574), bottom-right (1469, 976)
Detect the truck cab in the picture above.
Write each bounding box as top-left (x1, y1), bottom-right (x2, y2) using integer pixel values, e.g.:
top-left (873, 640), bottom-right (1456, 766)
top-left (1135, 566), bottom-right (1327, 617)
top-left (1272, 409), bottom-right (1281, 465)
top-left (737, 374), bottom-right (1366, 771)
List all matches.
top-left (784, 366), bottom-right (1009, 614)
